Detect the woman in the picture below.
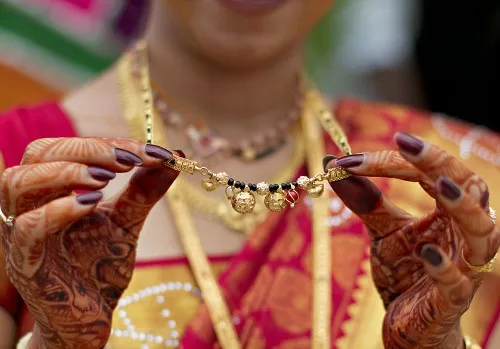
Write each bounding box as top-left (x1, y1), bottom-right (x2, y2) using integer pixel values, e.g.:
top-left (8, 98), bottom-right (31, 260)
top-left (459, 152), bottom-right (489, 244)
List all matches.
top-left (0, 1), bottom-right (499, 348)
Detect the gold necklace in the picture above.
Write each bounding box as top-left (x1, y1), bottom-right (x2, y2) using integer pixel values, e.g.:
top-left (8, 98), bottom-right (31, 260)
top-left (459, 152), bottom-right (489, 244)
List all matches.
top-left (119, 40), bottom-right (353, 349)
top-left (130, 47), bottom-right (303, 163)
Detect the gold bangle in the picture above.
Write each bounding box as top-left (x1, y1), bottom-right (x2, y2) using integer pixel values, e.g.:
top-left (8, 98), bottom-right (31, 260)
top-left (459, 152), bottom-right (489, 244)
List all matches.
top-left (464, 334), bottom-right (482, 349)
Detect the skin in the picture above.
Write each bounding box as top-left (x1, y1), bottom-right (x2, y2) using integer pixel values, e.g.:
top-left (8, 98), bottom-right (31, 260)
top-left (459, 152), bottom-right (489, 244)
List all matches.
top-left (0, 0), bottom-right (497, 348)
top-left (327, 132), bottom-right (500, 349)
top-left (1, 138), bottom-right (179, 348)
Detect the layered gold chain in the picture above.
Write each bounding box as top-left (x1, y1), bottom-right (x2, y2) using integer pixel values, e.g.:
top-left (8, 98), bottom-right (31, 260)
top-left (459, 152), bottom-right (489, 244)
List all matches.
top-left (118, 41), bottom-right (353, 349)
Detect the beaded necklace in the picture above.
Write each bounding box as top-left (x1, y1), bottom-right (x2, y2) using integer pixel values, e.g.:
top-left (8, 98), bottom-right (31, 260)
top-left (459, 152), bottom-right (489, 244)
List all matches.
top-left (130, 47), bottom-right (302, 162)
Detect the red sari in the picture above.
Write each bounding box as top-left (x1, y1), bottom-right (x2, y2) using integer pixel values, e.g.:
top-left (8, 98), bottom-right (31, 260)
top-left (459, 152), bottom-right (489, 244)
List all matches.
top-left (0, 100), bottom-right (499, 348)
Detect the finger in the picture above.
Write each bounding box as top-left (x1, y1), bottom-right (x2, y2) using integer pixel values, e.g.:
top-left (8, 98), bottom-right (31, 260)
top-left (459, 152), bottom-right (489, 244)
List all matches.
top-left (324, 159), bottom-right (413, 238)
top-left (335, 151), bottom-right (423, 182)
top-left (7, 192), bottom-right (102, 277)
top-left (436, 176), bottom-right (498, 266)
top-left (105, 157), bottom-right (181, 233)
top-left (22, 138), bottom-right (174, 171)
top-left (0, 162), bottom-right (115, 215)
top-left (106, 139), bottom-right (175, 168)
top-left (335, 151), bottom-right (436, 196)
top-left (394, 133), bottom-right (483, 193)
top-left (420, 244), bottom-right (473, 310)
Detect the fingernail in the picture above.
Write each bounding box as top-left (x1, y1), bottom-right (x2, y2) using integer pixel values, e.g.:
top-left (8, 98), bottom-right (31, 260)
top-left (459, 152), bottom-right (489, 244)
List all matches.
top-left (174, 149), bottom-right (186, 158)
top-left (420, 244), bottom-right (443, 266)
top-left (115, 148), bottom-right (143, 166)
top-left (438, 176), bottom-right (461, 201)
top-left (145, 144), bottom-right (173, 160)
top-left (88, 167), bottom-right (116, 182)
top-left (76, 191), bottom-right (103, 205)
top-left (335, 154), bottom-right (364, 168)
top-left (395, 133), bottom-right (424, 155)
top-left (480, 190), bottom-right (490, 209)
top-left (322, 155), bottom-right (337, 171)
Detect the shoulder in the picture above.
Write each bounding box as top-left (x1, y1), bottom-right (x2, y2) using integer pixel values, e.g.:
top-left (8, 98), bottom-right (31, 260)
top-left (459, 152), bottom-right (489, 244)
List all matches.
top-left (332, 98), bottom-right (500, 159)
top-left (0, 102), bottom-right (76, 169)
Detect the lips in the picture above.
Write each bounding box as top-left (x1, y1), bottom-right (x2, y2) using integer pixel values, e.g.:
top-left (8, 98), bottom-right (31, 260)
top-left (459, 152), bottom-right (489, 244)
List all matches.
top-left (216, 0), bottom-right (288, 14)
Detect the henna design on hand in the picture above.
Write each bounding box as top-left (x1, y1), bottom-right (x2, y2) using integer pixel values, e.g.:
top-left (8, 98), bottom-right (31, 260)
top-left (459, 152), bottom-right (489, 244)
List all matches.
top-left (0, 138), bottom-right (178, 349)
top-left (326, 132), bottom-right (500, 349)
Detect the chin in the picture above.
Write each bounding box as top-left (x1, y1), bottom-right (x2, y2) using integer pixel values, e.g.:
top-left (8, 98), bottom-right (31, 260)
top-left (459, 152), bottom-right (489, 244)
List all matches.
top-left (192, 29), bottom-right (299, 70)
top-left (164, 0), bottom-right (330, 69)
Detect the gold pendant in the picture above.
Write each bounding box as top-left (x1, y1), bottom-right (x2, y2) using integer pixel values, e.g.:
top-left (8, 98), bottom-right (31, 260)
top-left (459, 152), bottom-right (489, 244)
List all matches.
top-left (201, 178), bottom-right (218, 191)
top-left (231, 191), bottom-right (256, 214)
top-left (307, 183), bottom-right (325, 198)
top-left (264, 191), bottom-right (288, 212)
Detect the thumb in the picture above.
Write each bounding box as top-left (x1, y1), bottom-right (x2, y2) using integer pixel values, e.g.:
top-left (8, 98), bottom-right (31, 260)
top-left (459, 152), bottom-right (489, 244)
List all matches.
top-left (108, 149), bottom-right (180, 229)
top-left (324, 155), bottom-right (411, 238)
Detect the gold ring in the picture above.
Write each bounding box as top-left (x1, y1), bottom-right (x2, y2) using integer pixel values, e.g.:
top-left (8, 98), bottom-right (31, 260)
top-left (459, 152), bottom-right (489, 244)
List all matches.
top-left (0, 207), bottom-right (15, 228)
top-left (463, 334), bottom-right (482, 349)
top-left (488, 206), bottom-right (496, 224)
top-left (461, 250), bottom-right (497, 273)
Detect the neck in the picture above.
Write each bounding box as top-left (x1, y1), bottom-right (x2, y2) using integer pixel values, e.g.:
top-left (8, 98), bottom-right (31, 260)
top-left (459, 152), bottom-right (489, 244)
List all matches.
top-left (144, 9), bottom-right (304, 139)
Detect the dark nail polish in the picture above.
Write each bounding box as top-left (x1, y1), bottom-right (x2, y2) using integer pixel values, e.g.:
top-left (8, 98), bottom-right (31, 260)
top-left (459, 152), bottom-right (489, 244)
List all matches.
top-left (115, 148), bottom-right (143, 166)
top-left (76, 192), bottom-right (103, 205)
top-left (420, 244), bottom-right (443, 266)
top-left (480, 190), bottom-right (490, 209)
top-left (322, 155), bottom-right (337, 171)
top-left (88, 167), bottom-right (116, 182)
top-left (145, 144), bottom-right (173, 160)
top-left (438, 177), bottom-right (461, 201)
top-left (174, 149), bottom-right (186, 158)
top-left (395, 133), bottom-right (424, 155)
top-left (336, 154), bottom-right (364, 168)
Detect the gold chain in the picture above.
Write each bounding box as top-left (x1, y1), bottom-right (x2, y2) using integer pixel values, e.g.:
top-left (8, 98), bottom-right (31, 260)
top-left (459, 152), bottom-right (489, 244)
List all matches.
top-left (120, 49), bottom-right (242, 348)
top-left (119, 41), bottom-right (353, 348)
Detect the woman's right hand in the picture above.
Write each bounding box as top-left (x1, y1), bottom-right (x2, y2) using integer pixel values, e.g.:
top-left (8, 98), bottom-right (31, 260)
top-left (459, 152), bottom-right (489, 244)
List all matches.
top-left (0, 137), bottom-right (178, 349)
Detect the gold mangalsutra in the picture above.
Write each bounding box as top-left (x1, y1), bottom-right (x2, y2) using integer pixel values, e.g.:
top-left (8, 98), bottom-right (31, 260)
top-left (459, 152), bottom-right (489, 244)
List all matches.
top-left (120, 40), bottom-right (354, 349)
top-left (162, 154), bottom-right (350, 215)
top-left (136, 45), bottom-right (351, 216)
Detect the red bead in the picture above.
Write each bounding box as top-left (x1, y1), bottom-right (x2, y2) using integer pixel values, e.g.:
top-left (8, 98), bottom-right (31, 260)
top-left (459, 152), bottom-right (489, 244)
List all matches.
top-left (287, 190), bottom-right (299, 202)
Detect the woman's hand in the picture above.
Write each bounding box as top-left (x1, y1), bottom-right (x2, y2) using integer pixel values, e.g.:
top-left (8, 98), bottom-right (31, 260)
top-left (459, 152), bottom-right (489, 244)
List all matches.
top-left (325, 132), bottom-right (500, 349)
top-left (0, 137), bottom-right (178, 349)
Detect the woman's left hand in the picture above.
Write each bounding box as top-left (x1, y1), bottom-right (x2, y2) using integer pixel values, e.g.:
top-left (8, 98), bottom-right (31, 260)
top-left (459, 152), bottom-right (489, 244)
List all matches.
top-left (325, 132), bottom-right (500, 349)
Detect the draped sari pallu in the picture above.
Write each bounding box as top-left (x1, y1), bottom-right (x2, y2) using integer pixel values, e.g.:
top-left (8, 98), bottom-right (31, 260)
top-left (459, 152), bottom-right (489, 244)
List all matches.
top-left (0, 100), bottom-right (498, 348)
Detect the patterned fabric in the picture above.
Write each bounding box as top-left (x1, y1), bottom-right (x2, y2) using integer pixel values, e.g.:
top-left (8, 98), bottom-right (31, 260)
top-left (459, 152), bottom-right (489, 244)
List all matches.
top-left (0, 100), bottom-right (499, 348)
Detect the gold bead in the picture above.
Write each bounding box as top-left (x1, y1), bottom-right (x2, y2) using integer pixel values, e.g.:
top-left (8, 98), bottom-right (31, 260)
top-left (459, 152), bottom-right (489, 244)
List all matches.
top-left (163, 156), bottom-right (197, 174)
top-left (264, 191), bottom-right (288, 212)
top-left (307, 183), bottom-right (324, 198)
top-left (231, 192), bottom-right (256, 214)
top-left (201, 178), bottom-right (218, 191)
top-left (327, 167), bottom-right (351, 182)
top-left (256, 182), bottom-right (269, 196)
top-left (297, 176), bottom-right (311, 190)
top-left (215, 172), bottom-right (229, 185)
